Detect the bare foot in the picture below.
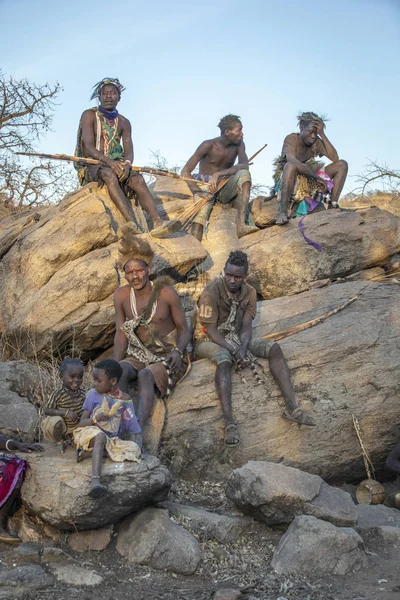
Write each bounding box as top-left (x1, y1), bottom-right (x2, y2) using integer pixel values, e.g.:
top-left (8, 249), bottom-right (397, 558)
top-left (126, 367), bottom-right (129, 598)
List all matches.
top-left (236, 224), bottom-right (259, 238)
top-left (276, 211), bottom-right (289, 226)
top-left (224, 423), bottom-right (241, 447)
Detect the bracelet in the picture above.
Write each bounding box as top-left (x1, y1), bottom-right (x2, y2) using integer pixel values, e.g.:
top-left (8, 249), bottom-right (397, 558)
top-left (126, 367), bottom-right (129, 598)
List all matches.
top-left (5, 439), bottom-right (14, 451)
top-left (173, 347), bottom-right (184, 359)
top-left (92, 414), bottom-right (97, 425)
top-left (124, 159), bottom-right (132, 165)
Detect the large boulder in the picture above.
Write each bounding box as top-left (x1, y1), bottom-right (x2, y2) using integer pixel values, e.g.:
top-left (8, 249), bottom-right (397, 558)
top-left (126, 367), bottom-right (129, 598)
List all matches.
top-left (20, 444), bottom-right (172, 530)
top-left (271, 515), bottom-right (367, 576)
top-left (226, 462), bottom-right (357, 527)
top-left (152, 178), bottom-right (400, 297)
top-left (0, 361), bottom-right (41, 441)
top-left (0, 184), bottom-right (206, 359)
top-left (116, 507), bottom-right (202, 575)
top-left (159, 281), bottom-right (400, 481)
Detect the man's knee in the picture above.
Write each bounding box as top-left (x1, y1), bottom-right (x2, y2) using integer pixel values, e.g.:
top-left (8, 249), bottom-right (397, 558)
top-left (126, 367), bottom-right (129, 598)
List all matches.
top-left (99, 167), bottom-right (118, 184)
top-left (120, 361), bottom-right (135, 379)
top-left (196, 341), bottom-right (234, 366)
top-left (335, 159), bottom-right (348, 172)
top-left (137, 367), bottom-right (155, 385)
top-left (282, 162), bottom-right (298, 178)
top-left (268, 342), bottom-right (284, 360)
top-left (128, 173), bottom-right (147, 190)
top-left (236, 169), bottom-right (251, 186)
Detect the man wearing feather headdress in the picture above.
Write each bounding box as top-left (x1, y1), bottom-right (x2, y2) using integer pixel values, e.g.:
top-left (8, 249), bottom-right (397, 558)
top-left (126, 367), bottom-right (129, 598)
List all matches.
top-left (113, 225), bottom-right (190, 432)
top-left (275, 112), bottom-right (348, 225)
top-left (75, 78), bottom-right (167, 235)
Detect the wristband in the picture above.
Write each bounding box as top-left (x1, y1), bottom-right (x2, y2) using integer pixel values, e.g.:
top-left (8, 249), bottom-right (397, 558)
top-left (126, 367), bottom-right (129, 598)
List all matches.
top-left (5, 439), bottom-right (14, 451)
top-left (173, 347), bottom-right (184, 359)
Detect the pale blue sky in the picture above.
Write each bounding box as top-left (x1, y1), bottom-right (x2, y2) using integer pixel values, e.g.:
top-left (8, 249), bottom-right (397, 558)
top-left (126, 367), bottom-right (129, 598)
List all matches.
top-left (1, 0), bottom-right (399, 193)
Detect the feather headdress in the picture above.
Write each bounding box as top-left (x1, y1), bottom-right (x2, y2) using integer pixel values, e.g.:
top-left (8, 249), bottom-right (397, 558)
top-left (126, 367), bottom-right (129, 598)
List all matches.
top-left (117, 223), bottom-right (154, 269)
top-left (90, 78), bottom-right (125, 101)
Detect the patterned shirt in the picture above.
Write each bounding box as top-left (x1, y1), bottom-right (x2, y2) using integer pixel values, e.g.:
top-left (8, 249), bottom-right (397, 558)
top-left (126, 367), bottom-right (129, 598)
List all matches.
top-left (47, 388), bottom-right (85, 433)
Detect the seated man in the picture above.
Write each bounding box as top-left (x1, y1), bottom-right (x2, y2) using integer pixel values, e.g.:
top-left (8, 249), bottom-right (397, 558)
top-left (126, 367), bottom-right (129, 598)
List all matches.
top-left (113, 225), bottom-right (190, 432)
top-left (75, 77), bottom-right (166, 236)
top-left (181, 114), bottom-right (258, 241)
top-left (195, 250), bottom-right (314, 447)
top-left (275, 112), bottom-right (348, 225)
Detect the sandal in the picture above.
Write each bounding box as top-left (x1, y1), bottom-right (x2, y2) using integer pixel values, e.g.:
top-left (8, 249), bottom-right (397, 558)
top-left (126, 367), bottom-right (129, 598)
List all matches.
top-left (282, 407), bottom-right (315, 426)
top-left (224, 423), bottom-right (241, 447)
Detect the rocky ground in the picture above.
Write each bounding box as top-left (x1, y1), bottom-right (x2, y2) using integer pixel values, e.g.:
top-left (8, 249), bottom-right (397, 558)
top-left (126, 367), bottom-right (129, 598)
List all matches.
top-left (1, 478), bottom-right (400, 600)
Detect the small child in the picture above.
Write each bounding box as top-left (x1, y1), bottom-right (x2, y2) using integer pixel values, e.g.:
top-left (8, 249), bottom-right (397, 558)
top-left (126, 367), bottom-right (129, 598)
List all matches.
top-left (41, 358), bottom-right (85, 444)
top-left (73, 359), bottom-right (141, 498)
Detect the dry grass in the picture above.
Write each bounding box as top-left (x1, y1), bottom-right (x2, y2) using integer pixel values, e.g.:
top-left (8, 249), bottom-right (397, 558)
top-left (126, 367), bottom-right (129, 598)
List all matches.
top-left (0, 329), bottom-right (93, 419)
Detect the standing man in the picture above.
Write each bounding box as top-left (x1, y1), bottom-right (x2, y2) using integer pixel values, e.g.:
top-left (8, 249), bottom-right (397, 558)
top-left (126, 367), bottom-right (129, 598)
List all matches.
top-left (75, 78), bottom-right (166, 236)
top-left (181, 114), bottom-right (258, 241)
top-left (196, 250), bottom-right (315, 446)
top-left (113, 226), bottom-right (190, 432)
top-left (275, 112), bottom-right (348, 225)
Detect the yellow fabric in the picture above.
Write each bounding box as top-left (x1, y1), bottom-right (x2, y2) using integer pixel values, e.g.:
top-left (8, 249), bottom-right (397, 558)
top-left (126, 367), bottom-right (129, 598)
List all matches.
top-left (41, 416), bottom-right (67, 442)
top-left (73, 426), bottom-right (141, 463)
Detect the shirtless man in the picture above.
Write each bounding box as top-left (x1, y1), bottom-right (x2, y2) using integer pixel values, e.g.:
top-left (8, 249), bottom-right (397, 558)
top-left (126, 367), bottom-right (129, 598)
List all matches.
top-left (113, 231), bottom-right (190, 430)
top-left (75, 78), bottom-right (165, 234)
top-left (181, 114), bottom-right (258, 241)
top-left (276, 112), bottom-right (348, 225)
top-left (196, 250), bottom-right (315, 446)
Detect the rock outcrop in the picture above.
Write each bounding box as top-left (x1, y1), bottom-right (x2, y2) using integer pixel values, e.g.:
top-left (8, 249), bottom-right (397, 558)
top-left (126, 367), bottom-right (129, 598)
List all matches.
top-left (20, 445), bottom-right (171, 530)
top-left (271, 515), bottom-right (367, 576)
top-left (153, 177), bottom-right (400, 297)
top-left (0, 361), bottom-right (42, 441)
top-left (226, 462), bottom-right (357, 527)
top-left (1, 179), bottom-right (399, 360)
top-left (116, 507), bottom-right (202, 575)
top-left (0, 184), bottom-right (206, 359)
top-left (159, 281), bottom-right (400, 481)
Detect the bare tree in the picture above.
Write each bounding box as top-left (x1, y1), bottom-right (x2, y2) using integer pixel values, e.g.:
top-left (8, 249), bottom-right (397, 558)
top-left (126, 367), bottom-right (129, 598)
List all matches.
top-left (0, 71), bottom-right (76, 209)
top-left (354, 160), bottom-right (400, 198)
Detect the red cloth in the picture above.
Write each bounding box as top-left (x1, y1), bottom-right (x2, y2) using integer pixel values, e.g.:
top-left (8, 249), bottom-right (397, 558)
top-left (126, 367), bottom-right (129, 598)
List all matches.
top-left (0, 454), bottom-right (28, 508)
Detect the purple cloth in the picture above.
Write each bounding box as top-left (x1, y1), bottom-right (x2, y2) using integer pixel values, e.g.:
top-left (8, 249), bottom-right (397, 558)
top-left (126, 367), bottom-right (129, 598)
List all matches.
top-left (83, 389), bottom-right (141, 435)
top-left (298, 216), bottom-right (323, 252)
top-left (192, 173), bottom-right (210, 183)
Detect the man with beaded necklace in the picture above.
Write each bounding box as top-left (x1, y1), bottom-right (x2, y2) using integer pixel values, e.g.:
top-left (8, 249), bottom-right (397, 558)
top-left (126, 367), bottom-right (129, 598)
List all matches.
top-left (75, 78), bottom-right (166, 235)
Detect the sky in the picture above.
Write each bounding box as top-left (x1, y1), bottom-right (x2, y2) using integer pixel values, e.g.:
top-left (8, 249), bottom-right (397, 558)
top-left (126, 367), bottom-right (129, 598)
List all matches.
top-left (1, 0), bottom-right (399, 194)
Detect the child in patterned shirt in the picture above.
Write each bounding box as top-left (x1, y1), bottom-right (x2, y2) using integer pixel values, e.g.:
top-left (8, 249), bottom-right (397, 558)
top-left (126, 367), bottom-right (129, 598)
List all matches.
top-left (41, 358), bottom-right (85, 444)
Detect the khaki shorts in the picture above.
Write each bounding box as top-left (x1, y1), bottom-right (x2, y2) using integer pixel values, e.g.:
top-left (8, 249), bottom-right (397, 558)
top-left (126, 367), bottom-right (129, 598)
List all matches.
top-left (193, 169), bottom-right (252, 227)
top-left (195, 337), bottom-right (275, 366)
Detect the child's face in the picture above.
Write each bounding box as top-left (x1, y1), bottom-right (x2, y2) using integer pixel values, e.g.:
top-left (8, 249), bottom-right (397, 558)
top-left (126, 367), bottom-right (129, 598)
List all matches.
top-left (92, 368), bottom-right (116, 394)
top-left (63, 366), bottom-right (84, 392)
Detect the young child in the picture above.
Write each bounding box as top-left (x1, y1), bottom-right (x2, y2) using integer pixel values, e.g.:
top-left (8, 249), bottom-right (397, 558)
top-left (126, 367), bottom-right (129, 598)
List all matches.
top-left (42, 358), bottom-right (85, 444)
top-left (73, 359), bottom-right (141, 498)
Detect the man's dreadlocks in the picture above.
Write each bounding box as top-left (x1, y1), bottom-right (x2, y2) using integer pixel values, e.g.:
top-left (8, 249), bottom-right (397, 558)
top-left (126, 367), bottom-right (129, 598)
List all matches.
top-left (218, 114), bottom-right (242, 134)
top-left (225, 250), bottom-right (249, 273)
top-left (297, 111), bottom-right (327, 129)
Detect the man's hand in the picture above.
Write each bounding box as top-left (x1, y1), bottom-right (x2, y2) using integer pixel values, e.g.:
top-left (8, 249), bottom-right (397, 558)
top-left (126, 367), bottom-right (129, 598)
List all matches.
top-left (312, 119), bottom-right (325, 138)
top-left (315, 174), bottom-right (328, 192)
top-left (66, 410), bottom-right (80, 423)
top-left (208, 173), bottom-right (221, 194)
top-left (110, 160), bottom-right (127, 181)
top-left (119, 162), bottom-right (132, 182)
top-left (234, 347), bottom-right (249, 368)
top-left (166, 349), bottom-right (183, 373)
top-left (17, 442), bottom-right (44, 453)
